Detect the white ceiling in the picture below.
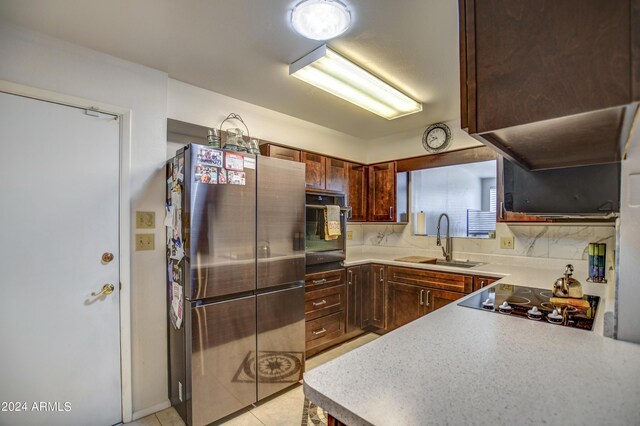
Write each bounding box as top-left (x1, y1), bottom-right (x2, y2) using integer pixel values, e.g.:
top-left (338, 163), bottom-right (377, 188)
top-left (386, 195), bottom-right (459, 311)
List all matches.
top-left (0, 0), bottom-right (461, 140)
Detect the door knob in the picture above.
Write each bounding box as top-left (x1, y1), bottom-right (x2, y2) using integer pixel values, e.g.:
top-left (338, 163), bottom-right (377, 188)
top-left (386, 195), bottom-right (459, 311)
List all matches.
top-left (92, 283), bottom-right (115, 297)
top-left (101, 252), bottom-right (114, 263)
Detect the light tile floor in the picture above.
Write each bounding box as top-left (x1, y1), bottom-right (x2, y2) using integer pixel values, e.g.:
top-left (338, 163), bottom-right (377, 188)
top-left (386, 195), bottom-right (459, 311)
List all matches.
top-left (128, 333), bottom-right (379, 426)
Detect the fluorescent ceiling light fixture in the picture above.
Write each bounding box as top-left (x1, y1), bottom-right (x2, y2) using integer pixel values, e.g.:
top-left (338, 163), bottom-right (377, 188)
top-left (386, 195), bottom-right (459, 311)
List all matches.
top-left (290, 45), bottom-right (423, 120)
top-left (291, 0), bottom-right (351, 41)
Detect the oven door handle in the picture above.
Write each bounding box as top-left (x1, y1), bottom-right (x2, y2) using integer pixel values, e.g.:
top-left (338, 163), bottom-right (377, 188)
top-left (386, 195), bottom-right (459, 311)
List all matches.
top-left (306, 204), bottom-right (352, 213)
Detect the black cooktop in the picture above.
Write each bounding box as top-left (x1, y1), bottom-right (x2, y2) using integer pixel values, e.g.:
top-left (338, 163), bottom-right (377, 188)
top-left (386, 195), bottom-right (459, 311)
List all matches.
top-left (458, 283), bottom-right (599, 331)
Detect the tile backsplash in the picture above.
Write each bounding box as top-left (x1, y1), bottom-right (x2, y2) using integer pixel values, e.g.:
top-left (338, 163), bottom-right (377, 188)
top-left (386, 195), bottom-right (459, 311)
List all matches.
top-left (347, 222), bottom-right (615, 264)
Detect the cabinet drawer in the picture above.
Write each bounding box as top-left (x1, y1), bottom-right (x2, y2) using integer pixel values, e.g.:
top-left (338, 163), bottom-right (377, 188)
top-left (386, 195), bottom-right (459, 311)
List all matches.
top-left (305, 311), bottom-right (344, 347)
top-left (305, 284), bottom-right (345, 320)
top-left (305, 269), bottom-right (345, 291)
top-left (473, 276), bottom-right (499, 292)
top-left (387, 266), bottom-right (473, 293)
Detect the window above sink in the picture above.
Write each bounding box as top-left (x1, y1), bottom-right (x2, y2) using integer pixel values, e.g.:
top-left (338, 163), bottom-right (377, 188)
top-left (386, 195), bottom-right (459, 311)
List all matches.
top-left (411, 160), bottom-right (497, 239)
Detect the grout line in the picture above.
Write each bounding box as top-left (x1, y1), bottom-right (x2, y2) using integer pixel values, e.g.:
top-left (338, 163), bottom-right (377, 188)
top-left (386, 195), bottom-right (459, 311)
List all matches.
top-left (249, 411), bottom-right (267, 425)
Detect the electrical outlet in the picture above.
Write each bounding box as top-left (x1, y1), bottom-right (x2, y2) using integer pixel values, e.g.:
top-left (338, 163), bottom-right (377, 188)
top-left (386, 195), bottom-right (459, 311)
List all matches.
top-left (136, 211), bottom-right (155, 229)
top-left (347, 230), bottom-right (353, 241)
top-left (136, 234), bottom-right (154, 251)
top-left (500, 236), bottom-right (514, 250)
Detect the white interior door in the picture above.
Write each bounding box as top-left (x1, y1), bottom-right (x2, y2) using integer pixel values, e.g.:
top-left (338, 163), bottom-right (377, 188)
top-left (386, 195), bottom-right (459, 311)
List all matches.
top-left (0, 92), bottom-right (121, 426)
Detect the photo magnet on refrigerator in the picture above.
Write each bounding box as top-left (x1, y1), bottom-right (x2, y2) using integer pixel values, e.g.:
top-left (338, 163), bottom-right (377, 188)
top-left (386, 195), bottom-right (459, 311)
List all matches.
top-left (225, 152), bottom-right (244, 171)
top-left (197, 147), bottom-right (223, 167)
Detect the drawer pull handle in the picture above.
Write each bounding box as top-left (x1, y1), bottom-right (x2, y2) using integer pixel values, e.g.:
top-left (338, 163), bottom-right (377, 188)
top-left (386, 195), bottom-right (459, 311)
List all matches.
top-left (419, 289), bottom-right (424, 306)
top-left (312, 328), bottom-right (327, 335)
top-left (348, 270), bottom-right (353, 286)
top-left (312, 300), bottom-right (327, 307)
top-left (480, 280), bottom-right (486, 288)
top-left (312, 279), bottom-right (327, 284)
top-left (425, 290), bottom-right (431, 307)
top-left (379, 268), bottom-right (384, 283)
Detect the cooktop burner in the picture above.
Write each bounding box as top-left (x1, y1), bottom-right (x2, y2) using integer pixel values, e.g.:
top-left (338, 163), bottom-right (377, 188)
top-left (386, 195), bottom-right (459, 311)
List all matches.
top-left (458, 283), bottom-right (599, 331)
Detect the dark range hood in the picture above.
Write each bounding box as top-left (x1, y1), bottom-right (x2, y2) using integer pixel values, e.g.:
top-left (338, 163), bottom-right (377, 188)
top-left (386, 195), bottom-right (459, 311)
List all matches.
top-left (477, 104), bottom-right (638, 171)
top-left (502, 159), bottom-right (620, 217)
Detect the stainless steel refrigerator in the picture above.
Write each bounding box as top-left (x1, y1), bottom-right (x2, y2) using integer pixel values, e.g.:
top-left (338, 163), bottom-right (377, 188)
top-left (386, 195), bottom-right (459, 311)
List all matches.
top-left (166, 145), bottom-right (306, 426)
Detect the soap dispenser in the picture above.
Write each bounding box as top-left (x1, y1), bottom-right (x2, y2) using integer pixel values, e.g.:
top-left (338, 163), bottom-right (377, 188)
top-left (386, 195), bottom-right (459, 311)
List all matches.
top-left (553, 264), bottom-right (583, 299)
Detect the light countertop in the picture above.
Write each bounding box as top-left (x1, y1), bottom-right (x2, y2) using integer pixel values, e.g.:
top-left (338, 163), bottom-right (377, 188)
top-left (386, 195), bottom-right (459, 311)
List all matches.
top-left (303, 246), bottom-right (640, 425)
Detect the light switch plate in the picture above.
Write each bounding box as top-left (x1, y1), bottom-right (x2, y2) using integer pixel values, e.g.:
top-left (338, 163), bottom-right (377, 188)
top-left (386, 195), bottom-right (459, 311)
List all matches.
top-left (136, 211), bottom-right (155, 229)
top-left (136, 234), bottom-right (154, 251)
top-left (347, 230), bottom-right (353, 241)
top-left (500, 236), bottom-right (514, 250)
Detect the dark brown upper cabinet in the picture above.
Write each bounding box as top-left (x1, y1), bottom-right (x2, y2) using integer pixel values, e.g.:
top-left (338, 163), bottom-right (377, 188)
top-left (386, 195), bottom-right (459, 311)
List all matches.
top-left (367, 162), bottom-right (396, 222)
top-left (260, 143), bottom-right (301, 162)
top-left (459, 0), bottom-right (640, 171)
top-left (302, 152), bottom-right (326, 190)
top-left (347, 163), bottom-right (367, 222)
top-left (325, 158), bottom-right (348, 193)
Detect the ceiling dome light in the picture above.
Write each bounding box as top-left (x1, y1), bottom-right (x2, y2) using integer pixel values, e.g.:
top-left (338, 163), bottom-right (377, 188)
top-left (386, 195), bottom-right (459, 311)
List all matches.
top-left (291, 0), bottom-right (351, 41)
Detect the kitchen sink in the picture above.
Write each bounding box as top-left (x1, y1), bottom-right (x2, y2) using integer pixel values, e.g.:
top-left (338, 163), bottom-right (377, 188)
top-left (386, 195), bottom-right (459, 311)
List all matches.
top-left (435, 259), bottom-right (484, 268)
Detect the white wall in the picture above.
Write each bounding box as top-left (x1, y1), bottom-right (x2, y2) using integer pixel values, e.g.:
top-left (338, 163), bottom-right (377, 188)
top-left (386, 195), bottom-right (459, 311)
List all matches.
top-left (617, 123), bottom-right (640, 343)
top-left (168, 79), bottom-right (366, 161)
top-left (0, 23), bottom-right (170, 418)
top-left (364, 118), bottom-right (482, 164)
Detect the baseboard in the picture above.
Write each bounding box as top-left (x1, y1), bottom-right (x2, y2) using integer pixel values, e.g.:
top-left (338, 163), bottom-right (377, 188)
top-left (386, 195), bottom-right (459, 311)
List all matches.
top-left (131, 399), bottom-right (171, 421)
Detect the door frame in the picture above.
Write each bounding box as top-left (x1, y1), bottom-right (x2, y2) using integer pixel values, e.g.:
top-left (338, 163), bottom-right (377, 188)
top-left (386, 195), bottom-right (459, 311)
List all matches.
top-left (0, 80), bottom-right (134, 423)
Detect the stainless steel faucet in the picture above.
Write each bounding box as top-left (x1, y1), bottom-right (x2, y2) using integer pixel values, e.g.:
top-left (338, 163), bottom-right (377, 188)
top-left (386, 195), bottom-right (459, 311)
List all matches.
top-left (436, 213), bottom-right (452, 262)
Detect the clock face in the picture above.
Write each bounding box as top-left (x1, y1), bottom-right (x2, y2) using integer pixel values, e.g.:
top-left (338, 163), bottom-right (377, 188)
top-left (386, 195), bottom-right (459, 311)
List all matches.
top-left (427, 128), bottom-right (447, 148)
top-left (422, 124), bottom-right (451, 153)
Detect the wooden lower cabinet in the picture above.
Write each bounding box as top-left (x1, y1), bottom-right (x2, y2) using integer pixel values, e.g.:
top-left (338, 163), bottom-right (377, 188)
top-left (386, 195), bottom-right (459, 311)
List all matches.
top-left (386, 266), bottom-right (473, 293)
top-left (306, 264), bottom-right (482, 353)
top-left (428, 288), bottom-right (466, 311)
top-left (305, 284), bottom-right (345, 321)
top-left (305, 311), bottom-right (345, 349)
top-left (386, 282), bottom-right (466, 330)
top-left (473, 275), bottom-right (499, 292)
top-left (386, 281), bottom-right (428, 330)
top-left (346, 266), bottom-right (362, 334)
top-left (369, 264), bottom-right (386, 329)
top-left (382, 266), bottom-right (473, 330)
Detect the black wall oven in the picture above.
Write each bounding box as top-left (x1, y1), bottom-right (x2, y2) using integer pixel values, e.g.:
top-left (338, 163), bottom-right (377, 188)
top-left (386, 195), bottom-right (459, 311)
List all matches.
top-left (305, 191), bottom-right (348, 270)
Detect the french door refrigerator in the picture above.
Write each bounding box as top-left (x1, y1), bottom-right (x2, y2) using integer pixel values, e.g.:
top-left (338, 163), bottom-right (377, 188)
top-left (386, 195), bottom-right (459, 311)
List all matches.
top-left (166, 145), bottom-right (306, 426)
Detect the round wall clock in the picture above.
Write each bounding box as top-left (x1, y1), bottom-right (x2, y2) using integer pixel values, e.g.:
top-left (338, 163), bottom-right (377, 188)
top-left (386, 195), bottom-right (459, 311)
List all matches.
top-left (422, 123), bottom-right (452, 153)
